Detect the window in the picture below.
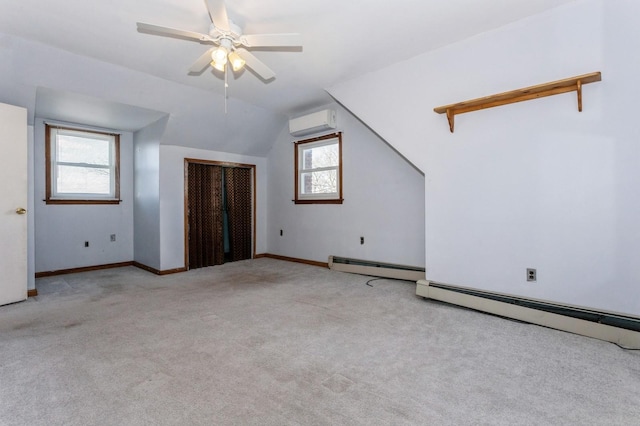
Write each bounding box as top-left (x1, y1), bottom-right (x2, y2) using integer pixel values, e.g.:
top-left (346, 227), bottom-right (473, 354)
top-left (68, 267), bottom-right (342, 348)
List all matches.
top-left (294, 132), bottom-right (343, 204)
top-left (45, 124), bottom-right (120, 204)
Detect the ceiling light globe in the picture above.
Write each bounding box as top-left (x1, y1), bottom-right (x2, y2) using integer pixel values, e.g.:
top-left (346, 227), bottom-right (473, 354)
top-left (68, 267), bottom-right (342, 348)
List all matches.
top-left (210, 61), bottom-right (226, 72)
top-left (228, 51), bottom-right (246, 72)
top-left (211, 46), bottom-right (228, 65)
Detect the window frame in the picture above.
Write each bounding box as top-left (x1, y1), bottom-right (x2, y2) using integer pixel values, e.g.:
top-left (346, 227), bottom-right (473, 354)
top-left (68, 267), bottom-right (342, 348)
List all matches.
top-left (294, 132), bottom-right (343, 205)
top-left (45, 124), bottom-right (121, 205)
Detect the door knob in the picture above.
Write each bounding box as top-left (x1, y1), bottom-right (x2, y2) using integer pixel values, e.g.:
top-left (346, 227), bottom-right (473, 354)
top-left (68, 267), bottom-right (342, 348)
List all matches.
top-left (15, 207), bottom-right (27, 215)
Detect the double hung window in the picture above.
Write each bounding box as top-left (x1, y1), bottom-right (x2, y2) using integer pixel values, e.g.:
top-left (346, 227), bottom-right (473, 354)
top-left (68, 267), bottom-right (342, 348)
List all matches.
top-left (294, 132), bottom-right (343, 204)
top-left (45, 124), bottom-right (120, 204)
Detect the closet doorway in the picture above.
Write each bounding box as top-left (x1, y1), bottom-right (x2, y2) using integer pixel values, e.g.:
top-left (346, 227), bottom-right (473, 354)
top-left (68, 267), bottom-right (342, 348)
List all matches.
top-left (184, 159), bottom-right (255, 270)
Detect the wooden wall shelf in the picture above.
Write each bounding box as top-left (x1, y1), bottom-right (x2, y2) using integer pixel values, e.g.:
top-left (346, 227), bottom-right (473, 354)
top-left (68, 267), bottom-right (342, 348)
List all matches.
top-left (434, 72), bottom-right (601, 133)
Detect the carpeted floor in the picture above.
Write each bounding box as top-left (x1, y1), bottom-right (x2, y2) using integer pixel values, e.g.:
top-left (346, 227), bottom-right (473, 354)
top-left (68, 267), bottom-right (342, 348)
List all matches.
top-left (1, 258), bottom-right (638, 425)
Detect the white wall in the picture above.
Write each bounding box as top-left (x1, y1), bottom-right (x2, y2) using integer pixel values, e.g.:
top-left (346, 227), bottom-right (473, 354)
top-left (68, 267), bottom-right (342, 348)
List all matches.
top-left (600, 0), bottom-right (640, 316)
top-left (267, 103), bottom-right (425, 266)
top-left (133, 117), bottom-right (166, 270)
top-left (158, 145), bottom-right (268, 271)
top-left (34, 119), bottom-right (134, 272)
top-left (329, 0), bottom-right (640, 315)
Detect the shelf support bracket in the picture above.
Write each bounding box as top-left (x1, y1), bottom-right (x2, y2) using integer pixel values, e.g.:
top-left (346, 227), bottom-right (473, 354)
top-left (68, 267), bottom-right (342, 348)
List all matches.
top-left (446, 108), bottom-right (454, 133)
top-left (576, 79), bottom-right (583, 112)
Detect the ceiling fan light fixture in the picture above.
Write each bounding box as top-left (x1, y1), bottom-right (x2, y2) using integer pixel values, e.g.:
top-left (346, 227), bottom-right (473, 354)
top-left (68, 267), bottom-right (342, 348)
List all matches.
top-left (228, 51), bottom-right (246, 71)
top-left (211, 46), bottom-right (228, 65)
top-left (210, 60), bottom-right (226, 72)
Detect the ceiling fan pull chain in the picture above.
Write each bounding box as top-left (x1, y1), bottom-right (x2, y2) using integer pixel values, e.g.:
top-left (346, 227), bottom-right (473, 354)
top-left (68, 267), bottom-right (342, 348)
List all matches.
top-left (224, 63), bottom-right (228, 114)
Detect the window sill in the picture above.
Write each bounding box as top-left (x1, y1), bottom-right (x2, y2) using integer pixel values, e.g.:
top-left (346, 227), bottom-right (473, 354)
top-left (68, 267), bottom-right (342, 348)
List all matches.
top-left (45, 199), bottom-right (122, 205)
top-left (293, 199), bottom-right (343, 205)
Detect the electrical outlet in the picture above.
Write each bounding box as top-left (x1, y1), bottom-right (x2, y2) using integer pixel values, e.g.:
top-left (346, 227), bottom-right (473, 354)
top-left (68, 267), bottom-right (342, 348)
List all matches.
top-left (527, 268), bottom-right (537, 282)
top-left (110, 234), bottom-right (116, 242)
top-left (360, 236), bottom-right (364, 245)
top-left (84, 241), bottom-right (89, 248)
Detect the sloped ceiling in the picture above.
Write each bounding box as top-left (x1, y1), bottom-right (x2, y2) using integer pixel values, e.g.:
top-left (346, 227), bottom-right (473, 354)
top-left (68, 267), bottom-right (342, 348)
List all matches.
top-left (0, 0), bottom-right (577, 154)
top-left (35, 87), bottom-right (168, 132)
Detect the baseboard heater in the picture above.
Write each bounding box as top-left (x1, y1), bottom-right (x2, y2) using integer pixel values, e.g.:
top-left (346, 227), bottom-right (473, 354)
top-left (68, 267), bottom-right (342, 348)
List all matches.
top-left (416, 280), bottom-right (640, 349)
top-left (328, 256), bottom-right (425, 281)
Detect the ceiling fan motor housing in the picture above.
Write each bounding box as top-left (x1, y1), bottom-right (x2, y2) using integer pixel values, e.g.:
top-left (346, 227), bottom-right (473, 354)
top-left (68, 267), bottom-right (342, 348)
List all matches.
top-left (209, 21), bottom-right (242, 40)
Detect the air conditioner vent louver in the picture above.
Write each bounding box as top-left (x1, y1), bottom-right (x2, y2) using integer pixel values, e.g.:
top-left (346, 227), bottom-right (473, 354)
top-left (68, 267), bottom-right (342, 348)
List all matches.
top-left (289, 109), bottom-right (336, 137)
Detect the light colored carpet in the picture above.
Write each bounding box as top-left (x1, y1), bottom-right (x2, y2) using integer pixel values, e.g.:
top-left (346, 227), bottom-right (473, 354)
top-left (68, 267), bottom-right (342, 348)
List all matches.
top-left (1, 258), bottom-right (638, 425)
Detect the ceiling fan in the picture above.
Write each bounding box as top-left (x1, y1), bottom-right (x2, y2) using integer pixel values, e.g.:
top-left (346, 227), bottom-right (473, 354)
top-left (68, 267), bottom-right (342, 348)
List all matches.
top-left (136, 0), bottom-right (302, 81)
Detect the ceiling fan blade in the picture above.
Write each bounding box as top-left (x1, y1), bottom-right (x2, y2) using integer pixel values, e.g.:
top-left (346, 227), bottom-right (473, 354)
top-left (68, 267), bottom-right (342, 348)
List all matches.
top-left (241, 33), bottom-right (302, 48)
top-left (205, 0), bottom-right (230, 32)
top-left (137, 22), bottom-right (212, 42)
top-left (189, 48), bottom-right (215, 73)
top-left (235, 48), bottom-right (275, 80)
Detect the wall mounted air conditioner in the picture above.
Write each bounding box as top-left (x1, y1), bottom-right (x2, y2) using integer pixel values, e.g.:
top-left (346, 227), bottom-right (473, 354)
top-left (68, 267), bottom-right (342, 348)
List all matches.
top-left (289, 109), bottom-right (336, 137)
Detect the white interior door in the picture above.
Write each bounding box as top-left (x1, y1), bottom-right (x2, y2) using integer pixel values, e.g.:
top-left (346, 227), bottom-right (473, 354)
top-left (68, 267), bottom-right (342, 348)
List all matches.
top-left (0, 103), bottom-right (28, 306)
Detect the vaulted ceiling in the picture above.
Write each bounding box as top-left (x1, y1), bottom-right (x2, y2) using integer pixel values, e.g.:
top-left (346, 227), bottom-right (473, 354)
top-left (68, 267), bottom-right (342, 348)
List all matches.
top-left (0, 0), bottom-right (577, 154)
top-left (1, 0), bottom-right (577, 115)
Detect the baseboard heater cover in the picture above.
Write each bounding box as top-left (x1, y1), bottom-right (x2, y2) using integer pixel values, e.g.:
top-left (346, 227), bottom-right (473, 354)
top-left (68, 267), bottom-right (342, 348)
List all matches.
top-left (329, 256), bottom-right (425, 281)
top-left (416, 280), bottom-right (640, 349)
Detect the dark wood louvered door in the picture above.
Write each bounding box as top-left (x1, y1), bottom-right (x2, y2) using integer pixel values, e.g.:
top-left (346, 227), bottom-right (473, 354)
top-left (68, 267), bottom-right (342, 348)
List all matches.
top-left (224, 167), bottom-right (252, 262)
top-left (185, 160), bottom-right (255, 270)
